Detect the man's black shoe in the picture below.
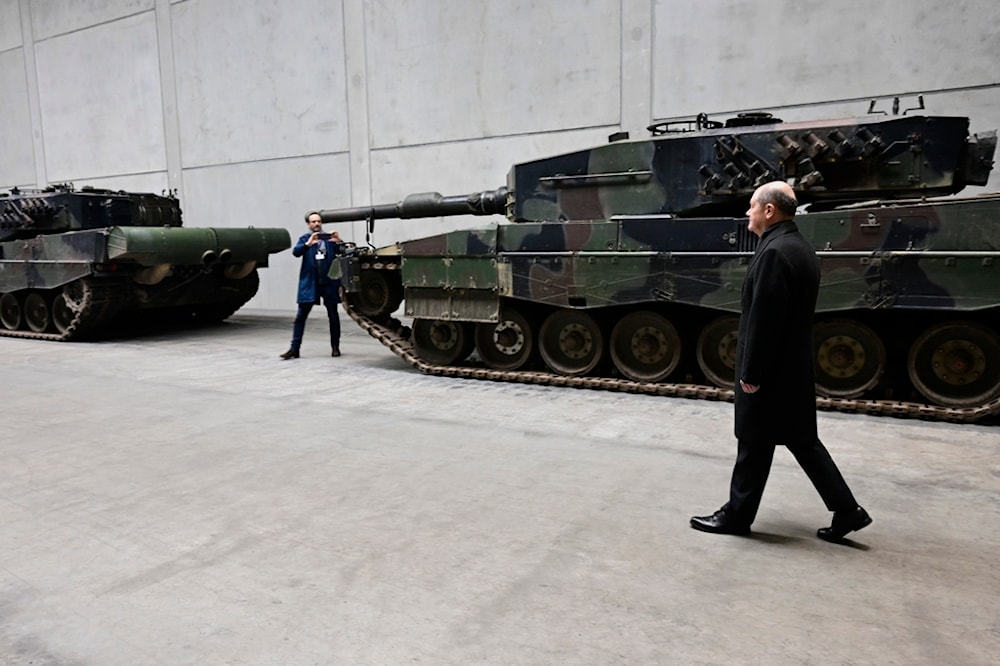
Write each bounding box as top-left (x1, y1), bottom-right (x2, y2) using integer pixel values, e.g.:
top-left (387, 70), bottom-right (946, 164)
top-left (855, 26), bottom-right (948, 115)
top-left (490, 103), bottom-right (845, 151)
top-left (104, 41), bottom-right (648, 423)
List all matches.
top-left (690, 510), bottom-right (750, 536)
top-left (279, 349), bottom-right (300, 360)
top-left (817, 506), bottom-right (872, 542)
top-left (331, 347), bottom-right (341, 357)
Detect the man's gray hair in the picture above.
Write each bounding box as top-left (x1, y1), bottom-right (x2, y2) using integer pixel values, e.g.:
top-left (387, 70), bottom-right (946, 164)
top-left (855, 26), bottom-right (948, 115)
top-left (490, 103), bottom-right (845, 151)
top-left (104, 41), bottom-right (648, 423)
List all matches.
top-left (304, 210), bottom-right (321, 223)
top-left (757, 184), bottom-right (798, 217)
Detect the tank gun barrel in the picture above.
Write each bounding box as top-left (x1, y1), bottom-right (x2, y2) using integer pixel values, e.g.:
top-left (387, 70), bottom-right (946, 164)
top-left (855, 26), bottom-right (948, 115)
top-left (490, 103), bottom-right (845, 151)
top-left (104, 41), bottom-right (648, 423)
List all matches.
top-left (318, 187), bottom-right (508, 224)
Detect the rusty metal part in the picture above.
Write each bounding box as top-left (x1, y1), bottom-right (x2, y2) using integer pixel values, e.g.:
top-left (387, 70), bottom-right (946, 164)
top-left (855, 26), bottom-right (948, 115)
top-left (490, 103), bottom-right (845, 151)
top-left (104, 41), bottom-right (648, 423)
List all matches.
top-left (343, 298), bottom-right (1000, 424)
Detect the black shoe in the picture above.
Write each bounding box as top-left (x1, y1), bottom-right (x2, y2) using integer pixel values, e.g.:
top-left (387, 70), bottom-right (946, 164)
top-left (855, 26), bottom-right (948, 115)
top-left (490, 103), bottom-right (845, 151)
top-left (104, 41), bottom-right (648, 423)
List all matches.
top-left (817, 506), bottom-right (872, 542)
top-left (690, 510), bottom-right (751, 536)
top-left (279, 349), bottom-right (300, 360)
top-left (331, 347), bottom-right (341, 357)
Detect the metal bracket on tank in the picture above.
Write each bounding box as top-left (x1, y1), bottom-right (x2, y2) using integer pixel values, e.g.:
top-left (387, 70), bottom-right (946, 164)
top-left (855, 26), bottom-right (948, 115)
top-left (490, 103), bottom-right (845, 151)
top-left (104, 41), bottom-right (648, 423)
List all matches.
top-left (859, 213), bottom-right (882, 231)
top-left (867, 95), bottom-right (925, 116)
top-left (365, 212), bottom-right (376, 249)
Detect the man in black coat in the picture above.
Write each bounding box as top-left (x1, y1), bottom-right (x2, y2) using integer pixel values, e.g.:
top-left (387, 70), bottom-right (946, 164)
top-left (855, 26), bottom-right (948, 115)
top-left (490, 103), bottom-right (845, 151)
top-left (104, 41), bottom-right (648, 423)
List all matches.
top-left (690, 181), bottom-right (872, 542)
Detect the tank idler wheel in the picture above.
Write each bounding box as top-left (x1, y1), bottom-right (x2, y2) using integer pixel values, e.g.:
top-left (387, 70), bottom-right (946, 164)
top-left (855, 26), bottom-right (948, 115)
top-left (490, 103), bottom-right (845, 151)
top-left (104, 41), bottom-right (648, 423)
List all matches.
top-left (539, 309), bottom-right (603, 376)
top-left (350, 270), bottom-right (404, 319)
top-left (24, 292), bottom-right (52, 333)
top-left (696, 316), bottom-right (740, 389)
top-left (1, 293), bottom-right (24, 330)
top-left (609, 310), bottom-right (681, 382)
top-left (412, 318), bottom-right (475, 366)
top-left (812, 319), bottom-right (886, 398)
top-left (908, 321), bottom-right (1000, 407)
top-left (52, 294), bottom-right (75, 334)
top-left (52, 281), bottom-right (89, 335)
top-left (474, 308), bottom-right (534, 371)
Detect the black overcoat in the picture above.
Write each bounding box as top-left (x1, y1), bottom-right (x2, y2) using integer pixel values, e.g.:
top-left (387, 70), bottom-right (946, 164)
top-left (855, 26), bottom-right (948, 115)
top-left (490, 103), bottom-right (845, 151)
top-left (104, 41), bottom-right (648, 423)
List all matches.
top-left (734, 220), bottom-right (819, 443)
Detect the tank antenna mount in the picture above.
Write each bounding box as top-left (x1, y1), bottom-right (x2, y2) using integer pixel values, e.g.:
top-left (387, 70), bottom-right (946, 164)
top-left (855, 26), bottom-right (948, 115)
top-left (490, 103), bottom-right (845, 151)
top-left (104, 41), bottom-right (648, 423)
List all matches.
top-left (902, 95), bottom-right (926, 115)
top-left (868, 95), bottom-right (925, 116)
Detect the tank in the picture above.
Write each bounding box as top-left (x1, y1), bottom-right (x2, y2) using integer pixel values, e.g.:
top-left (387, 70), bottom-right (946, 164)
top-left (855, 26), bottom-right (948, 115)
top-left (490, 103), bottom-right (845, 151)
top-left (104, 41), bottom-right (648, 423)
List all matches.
top-left (318, 102), bottom-right (1000, 423)
top-left (0, 184), bottom-right (290, 340)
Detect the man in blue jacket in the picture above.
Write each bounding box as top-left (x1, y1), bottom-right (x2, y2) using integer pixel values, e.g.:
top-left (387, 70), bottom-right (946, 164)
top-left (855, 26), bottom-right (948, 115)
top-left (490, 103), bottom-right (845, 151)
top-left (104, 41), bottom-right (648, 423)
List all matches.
top-left (280, 211), bottom-right (343, 359)
top-left (690, 181), bottom-right (871, 543)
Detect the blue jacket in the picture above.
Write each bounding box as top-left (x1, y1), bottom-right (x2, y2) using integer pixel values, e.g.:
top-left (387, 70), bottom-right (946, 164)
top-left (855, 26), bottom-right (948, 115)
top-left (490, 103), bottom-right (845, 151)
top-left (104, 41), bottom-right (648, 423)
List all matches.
top-left (292, 233), bottom-right (341, 304)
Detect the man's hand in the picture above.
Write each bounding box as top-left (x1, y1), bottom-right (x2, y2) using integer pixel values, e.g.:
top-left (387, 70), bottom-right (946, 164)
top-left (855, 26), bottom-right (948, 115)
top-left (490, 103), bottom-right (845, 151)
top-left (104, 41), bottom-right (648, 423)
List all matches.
top-left (739, 379), bottom-right (760, 394)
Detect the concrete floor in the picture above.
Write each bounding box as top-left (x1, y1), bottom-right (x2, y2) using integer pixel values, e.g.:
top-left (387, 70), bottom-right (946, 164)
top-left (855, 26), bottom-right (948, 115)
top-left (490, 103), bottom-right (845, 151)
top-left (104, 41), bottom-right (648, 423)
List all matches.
top-left (1, 311), bottom-right (998, 665)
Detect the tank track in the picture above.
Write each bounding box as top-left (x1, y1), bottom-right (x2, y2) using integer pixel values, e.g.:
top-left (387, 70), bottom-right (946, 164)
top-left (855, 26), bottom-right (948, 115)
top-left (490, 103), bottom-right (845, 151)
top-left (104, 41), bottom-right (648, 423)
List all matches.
top-left (0, 278), bottom-right (127, 342)
top-left (343, 300), bottom-right (1000, 424)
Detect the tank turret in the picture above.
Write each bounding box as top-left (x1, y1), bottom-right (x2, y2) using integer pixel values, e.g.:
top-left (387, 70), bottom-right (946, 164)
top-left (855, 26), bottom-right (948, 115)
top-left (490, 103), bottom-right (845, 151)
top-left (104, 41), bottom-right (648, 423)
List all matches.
top-left (507, 112), bottom-right (995, 220)
top-left (0, 185), bottom-right (181, 242)
top-left (318, 112), bottom-right (996, 228)
top-left (319, 104), bottom-right (1000, 422)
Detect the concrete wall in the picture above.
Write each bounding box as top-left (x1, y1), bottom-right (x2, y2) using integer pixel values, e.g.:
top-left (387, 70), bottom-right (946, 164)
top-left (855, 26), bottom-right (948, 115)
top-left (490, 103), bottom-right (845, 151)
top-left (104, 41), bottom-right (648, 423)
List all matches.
top-left (2, 0), bottom-right (998, 312)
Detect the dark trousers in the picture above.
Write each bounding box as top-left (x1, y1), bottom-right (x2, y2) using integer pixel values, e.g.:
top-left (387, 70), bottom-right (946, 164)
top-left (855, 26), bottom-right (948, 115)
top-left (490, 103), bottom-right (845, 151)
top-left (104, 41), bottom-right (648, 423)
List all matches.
top-left (290, 297), bottom-right (340, 351)
top-left (723, 437), bottom-right (857, 525)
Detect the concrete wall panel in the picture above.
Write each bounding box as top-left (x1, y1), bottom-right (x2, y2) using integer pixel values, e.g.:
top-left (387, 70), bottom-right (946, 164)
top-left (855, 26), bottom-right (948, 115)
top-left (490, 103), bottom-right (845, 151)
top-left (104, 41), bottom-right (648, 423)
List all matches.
top-left (2, 0), bottom-right (999, 314)
top-left (365, 0), bottom-right (621, 148)
top-left (652, 0), bottom-right (1000, 119)
top-left (0, 49), bottom-right (37, 188)
top-left (172, 0), bottom-right (349, 168)
top-left (0, 3), bottom-right (22, 51)
top-left (29, 0), bottom-right (153, 41)
top-left (181, 153), bottom-right (353, 311)
top-left (71, 171), bottom-right (170, 195)
top-left (34, 13), bottom-right (166, 182)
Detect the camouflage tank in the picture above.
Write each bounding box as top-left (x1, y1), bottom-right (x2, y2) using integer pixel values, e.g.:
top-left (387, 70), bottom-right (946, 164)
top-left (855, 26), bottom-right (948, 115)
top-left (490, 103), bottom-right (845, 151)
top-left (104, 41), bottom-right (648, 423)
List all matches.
top-left (0, 185), bottom-right (290, 340)
top-left (318, 103), bottom-right (1000, 422)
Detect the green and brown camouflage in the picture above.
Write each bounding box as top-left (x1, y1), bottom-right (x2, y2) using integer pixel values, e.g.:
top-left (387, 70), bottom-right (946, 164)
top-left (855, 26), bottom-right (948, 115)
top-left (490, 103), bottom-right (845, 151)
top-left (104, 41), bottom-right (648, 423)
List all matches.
top-left (508, 112), bottom-right (995, 220)
top-left (321, 105), bottom-right (1000, 419)
top-left (320, 112), bottom-right (996, 227)
top-left (0, 185), bottom-right (290, 340)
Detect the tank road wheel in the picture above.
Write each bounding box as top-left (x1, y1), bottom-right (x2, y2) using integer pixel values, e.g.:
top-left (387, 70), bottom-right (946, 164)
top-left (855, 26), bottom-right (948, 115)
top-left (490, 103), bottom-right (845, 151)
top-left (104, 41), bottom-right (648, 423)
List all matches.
top-left (474, 308), bottom-right (535, 371)
top-left (539, 309), bottom-right (603, 376)
top-left (812, 319), bottom-right (886, 398)
top-left (908, 322), bottom-right (1000, 407)
top-left (24, 292), bottom-right (52, 333)
top-left (349, 270), bottom-right (404, 320)
top-left (696, 316), bottom-right (740, 389)
top-left (412, 318), bottom-right (475, 366)
top-left (0, 293), bottom-right (23, 330)
top-left (609, 310), bottom-right (681, 382)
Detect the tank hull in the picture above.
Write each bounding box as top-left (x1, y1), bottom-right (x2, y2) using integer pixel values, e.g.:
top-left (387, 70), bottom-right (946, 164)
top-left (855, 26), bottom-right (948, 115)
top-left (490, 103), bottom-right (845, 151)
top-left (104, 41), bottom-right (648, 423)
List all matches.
top-left (319, 107), bottom-right (1000, 421)
top-left (338, 194), bottom-right (1000, 420)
